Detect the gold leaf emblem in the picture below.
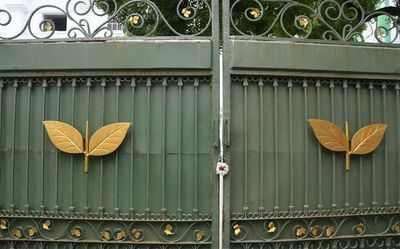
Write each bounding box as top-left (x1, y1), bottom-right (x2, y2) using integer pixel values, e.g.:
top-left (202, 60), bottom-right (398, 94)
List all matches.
top-left (233, 224), bottom-right (241, 236)
top-left (42, 219), bottom-right (52, 231)
top-left (28, 227), bottom-right (38, 237)
top-left (295, 226), bottom-right (307, 237)
top-left (181, 7), bottom-right (192, 18)
top-left (267, 221), bottom-right (277, 234)
top-left (132, 228), bottom-right (142, 240)
top-left (164, 224), bottom-right (174, 236)
top-left (392, 222), bottom-right (400, 234)
top-left (195, 230), bottom-right (206, 241)
top-left (0, 219), bottom-right (7, 230)
top-left (71, 227), bottom-right (82, 239)
top-left (311, 226), bottom-right (321, 237)
top-left (88, 122), bottom-right (131, 156)
top-left (43, 121), bottom-right (84, 154)
top-left (116, 230), bottom-right (127, 240)
top-left (308, 119), bottom-right (348, 152)
top-left (354, 223), bottom-right (365, 235)
top-left (249, 8), bottom-right (261, 18)
top-left (309, 119), bottom-right (388, 171)
top-left (351, 124), bottom-right (388, 155)
top-left (12, 228), bottom-right (23, 238)
top-left (100, 230), bottom-right (111, 241)
top-left (325, 225), bottom-right (335, 237)
top-left (43, 121), bottom-right (131, 174)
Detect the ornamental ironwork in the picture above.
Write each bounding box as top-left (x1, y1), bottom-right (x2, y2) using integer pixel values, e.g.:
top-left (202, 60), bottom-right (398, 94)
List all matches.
top-left (230, 0), bottom-right (400, 43)
top-left (0, 0), bottom-right (212, 40)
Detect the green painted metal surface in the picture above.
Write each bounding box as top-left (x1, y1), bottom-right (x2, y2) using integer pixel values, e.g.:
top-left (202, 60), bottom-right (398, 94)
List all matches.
top-left (0, 75), bottom-right (217, 248)
top-left (0, 41), bottom-right (212, 71)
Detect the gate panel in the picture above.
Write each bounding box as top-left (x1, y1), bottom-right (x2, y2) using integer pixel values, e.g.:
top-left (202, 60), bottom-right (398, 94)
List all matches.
top-left (0, 75), bottom-right (215, 248)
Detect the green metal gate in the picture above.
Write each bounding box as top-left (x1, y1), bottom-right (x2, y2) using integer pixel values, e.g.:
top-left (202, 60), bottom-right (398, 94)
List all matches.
top-left (1, 0), bottom-right (400, 248)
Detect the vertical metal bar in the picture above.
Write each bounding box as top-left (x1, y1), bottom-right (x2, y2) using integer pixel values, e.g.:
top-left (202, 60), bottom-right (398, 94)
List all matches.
top-left (177, 77), bottom-right (183, 216)
top-left (145, 78), bottom-right (151, 214)
top-left (356, 82), bottom-right (364, 208)
top-left (382, 83), bottom-right (389, 207)
top-left (396, 83), bottom-right (400, 206)
top-left (115, 77), bottom-right (121, 212)
top-left (10, 79), bottom-right (17, 208)
top-left (41, 79), bottom-right (47, 211)
top-left (55, 79), bottom-right (61, 210)
top-left (316, 80), bottom-right (322, 209)
top-left (85, 78), bottom-right (91, 210)
top-left (161, 78), bottom-right (167, 217)
top-left (193, 78), bottom-right (199, 214)
top-left (369, 83), bottom-right (377, 206)
top-left (70, 79), bottom-right (76, 210)
top-left (243, 77), bottom-right (248, 212)
top-left (330, 80), bottom-right (337, 209)
top-left (303, 79), bottom-right (309, 210)
top-left (25, 79), bottom-right (32, 210)
top-left (258, 77), bottom-right (264, 213)
top-left (288, 79), bottom-right (294, 211)
top-left (130, 77), bottom-right (135, 217)
top-left (99, 78), bottom-right (106, 215)
top-left (273, 78), bottom-right (279, 212)
top-left (343, 80), bottom-right (350, 208)
top-left (0, 79), bottom-right (3, 204)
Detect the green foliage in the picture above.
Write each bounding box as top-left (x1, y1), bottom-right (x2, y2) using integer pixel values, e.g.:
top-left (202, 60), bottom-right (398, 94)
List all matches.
top-left (96, 0), bottom-right (384, 39)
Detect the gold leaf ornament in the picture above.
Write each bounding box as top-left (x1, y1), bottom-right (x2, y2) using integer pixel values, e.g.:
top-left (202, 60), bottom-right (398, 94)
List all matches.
top-left (308, 119), bottom-right (348, 152)
top-left (309, 119), bottom-right (388, 171)
top-left (43, 121), bottom-right (84, 154)
top-left (351, 124), bottom-right (388, 155)
top-left (43, 121), bottom-right (131, 174)
top-left (164, 224), bottom-right (174, 236)
top-left (0, 219), bottom-right (7, 230)
top-left (88, 122), bottom-right (131, 156)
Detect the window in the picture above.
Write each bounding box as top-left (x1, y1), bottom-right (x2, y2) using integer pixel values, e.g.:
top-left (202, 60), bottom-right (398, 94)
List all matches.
top-left (107, 20), bottom-right (122, 31)
top-left (42, 15), bottom-right (67, 31)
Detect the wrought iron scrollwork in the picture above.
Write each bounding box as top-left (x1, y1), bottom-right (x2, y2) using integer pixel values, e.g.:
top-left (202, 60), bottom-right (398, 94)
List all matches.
top-left (0, 0), bottom-right (211, 40)
top-left (230, 0), bottom-right (400, 43)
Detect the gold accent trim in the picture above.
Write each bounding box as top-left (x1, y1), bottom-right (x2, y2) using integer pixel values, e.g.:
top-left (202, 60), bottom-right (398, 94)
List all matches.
top-left (325, 225), bottom-right (335, 237)
top-left (0, 219), bottom-right (7, 230)
top-left (392, 222), bottom-right (400, 234)
top-left (249, 8), bottom-right (260, 18)
top-left (233, 224), bottom-right (241, 236)
top-left (354, 223), bottom-right (365, 235)
top-left (295, 226), bottom-right (307, 237)
top-left (71, 227), bottom-right (82, 239)
top-left (311, 226), bottom-right (321, 237)
top-left (12, 228), bottom-right (23, 239)
top-left (164, 224), bottom-right (174, 236)
top-left (100, 229), bottom-right (111, 241)
top-left (28, 227), bottom-right (38, 237)
top-left (42, 219), bottom-right (52, 231)
top-left (267, 221), bottom-right (277, 234)
top-left (116, 230), bottom-right (127, 241)
top-left (132, 228), bottom-right (142, 240)
top-left (195, 230), bottom-right (206, 241)
top-left (308, 119), bottom-right (388, 171)
top-left (43, 121), bottom-right (131, 174)
top-left (181, 7), bottom-right (192, 18)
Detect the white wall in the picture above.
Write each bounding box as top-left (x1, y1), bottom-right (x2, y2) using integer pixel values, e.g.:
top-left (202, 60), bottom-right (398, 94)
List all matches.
top-left (0, 0), bottom-right (123, 39)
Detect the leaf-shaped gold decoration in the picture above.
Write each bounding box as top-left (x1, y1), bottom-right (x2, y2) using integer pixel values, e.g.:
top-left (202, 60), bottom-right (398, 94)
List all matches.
top-left (350, 124), bottom-right (388, 155)
top-left (88, 122), bottom-right (131, 156)
top-left (42, 219), bottom-right (52, 231)
top-left (100, 230), bottom-right (111, 241)
top-left (71, 227), bottom-right (82, 238)
top-left (28, 227), bottom-right (38, 237)
top-left (164, 224), bottom-right (174, 236)
top-left (132, 228), bottom-right (142, 239)
top-left (308, 119), bottom-right (348, 152)
top-left (295, 226), bottom-right (307, 237)
top-left (12, 228), bottom-right (23, 238)
top-left (267, 221), bottom-right (277, 234)
top-left (325, 225), bottom-right (335, 237)
top-left (195, 230), bottom-right (206, 241)
top-left (233, 224), bottom-right (241, 236)
top-left (43, 121), bottom-right (84, 154)
top-left (116, 230), bottom-right (127, 240)
top-left (354, 223), bottom-right (365, 235)
top-left (0, 219), bottom-right (7, 230)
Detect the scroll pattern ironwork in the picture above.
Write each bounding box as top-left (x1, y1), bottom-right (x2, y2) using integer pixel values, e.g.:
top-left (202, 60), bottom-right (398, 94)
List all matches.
top-left (0, 217), bottom-right (211, 245)
top-left (230, 214), bottom-right (400, 248)
top-left (230, 0), bottom-right (400, 43)
top-left (0, 0), bottom-right (211, 40)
